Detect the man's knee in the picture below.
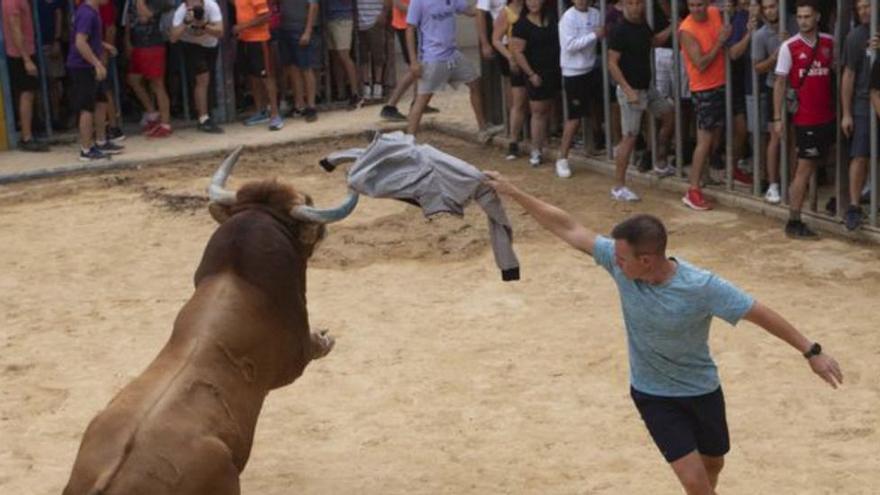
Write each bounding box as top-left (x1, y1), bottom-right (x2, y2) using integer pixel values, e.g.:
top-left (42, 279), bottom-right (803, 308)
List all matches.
top-left (701, 454), bottom-right (724, 476)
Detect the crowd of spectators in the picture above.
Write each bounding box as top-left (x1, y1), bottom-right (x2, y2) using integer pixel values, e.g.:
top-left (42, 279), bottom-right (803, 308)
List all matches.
top-left (1, 0), bottom-right (877, 236)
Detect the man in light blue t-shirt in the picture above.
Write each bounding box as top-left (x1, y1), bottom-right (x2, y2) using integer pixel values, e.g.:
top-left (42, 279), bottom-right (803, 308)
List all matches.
top-left (483, 170), bottom-right (843, 495)
top-left (404, 0), bottom-right (493, 142)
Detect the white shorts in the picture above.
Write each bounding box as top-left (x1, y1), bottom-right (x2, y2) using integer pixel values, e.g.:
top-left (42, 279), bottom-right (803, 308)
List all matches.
top-left (418, 51), bottom-right (479, 95)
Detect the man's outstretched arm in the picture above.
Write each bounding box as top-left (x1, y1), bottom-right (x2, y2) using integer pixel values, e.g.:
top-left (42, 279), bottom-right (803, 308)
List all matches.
top-left (483, 171), bottom-right (597, 255)
top-left (743, 301), bottom-right (843, 388)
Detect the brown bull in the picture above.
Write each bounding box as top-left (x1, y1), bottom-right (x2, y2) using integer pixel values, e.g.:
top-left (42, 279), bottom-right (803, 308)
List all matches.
top-left (63, 147), bottom-right (359, 495)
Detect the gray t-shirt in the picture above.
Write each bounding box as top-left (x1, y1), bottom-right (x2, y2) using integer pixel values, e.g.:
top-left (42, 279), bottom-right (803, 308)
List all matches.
top-left (844, 23), bottom-right (871, 115)
top-left (279, 0), bottom-right (319, 31)
top-left (752, 16), bottom-right (796, 91)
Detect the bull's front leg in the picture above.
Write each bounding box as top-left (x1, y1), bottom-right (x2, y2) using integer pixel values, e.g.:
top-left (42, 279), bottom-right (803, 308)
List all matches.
top-left (310, 329), bottom-right (335, 360)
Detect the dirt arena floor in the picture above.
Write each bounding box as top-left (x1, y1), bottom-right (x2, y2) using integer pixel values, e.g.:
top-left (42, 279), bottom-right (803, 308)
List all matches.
top-left (1, 132), bottom-right (878, 494)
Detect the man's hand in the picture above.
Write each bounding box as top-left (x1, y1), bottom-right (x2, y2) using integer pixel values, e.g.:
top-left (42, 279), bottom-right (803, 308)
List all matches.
top-left (808, 353), bottom-right (843, 389)
top-left (95, 62), bottom-right (108, 81)
top-left (624, 87), bottom-right (639, 104)
top-left (529, 73), bottom-right (542, 87)
top-left (24, 58), bottom-right (38, 76)
top-left (482, 171), bottom-right (519, 196)
top-left (410, 61), bottom-right (423, 78)
top-left (299, 31), bottom-right (311, 46)
top-left (841, 114), bottom-right (854, 138)
top-left (481, 43), bottom-right (494, 60)
top-left (870, 34), bottom-right (880, 51)
top-left (185, 8), bottom-right (195, 24)
top-left (104, 43), bottom-right (118, 57)
top-left (718, 24), bottom-right (732, 45)
top-left (774, 119), bottom-right (783, 136)
top-left (595, 25), bottom-right (606, 40)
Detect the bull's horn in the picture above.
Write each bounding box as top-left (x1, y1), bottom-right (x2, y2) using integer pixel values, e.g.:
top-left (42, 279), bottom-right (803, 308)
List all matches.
top-left (289, 189), bottom-right (359, 224)
top-left (207, 146), bottom-right (243, 205)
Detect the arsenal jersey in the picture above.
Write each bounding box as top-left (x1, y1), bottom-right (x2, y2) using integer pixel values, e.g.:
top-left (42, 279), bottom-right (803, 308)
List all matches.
top-left (775, 32), bottom-right (835, 126)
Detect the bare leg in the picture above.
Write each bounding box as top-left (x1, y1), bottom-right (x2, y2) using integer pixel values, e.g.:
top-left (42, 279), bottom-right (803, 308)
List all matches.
top-left (701, 455), bottom-right (724, 490)
top-left (387, 70), bottom-right (416, 108)
top-left (149, 78), bottom-right (170, 125)
top-left (766, 126), bottom-right (781, 183)
top-left (264, 76), bottom-right (279, 118)
top-left (95, 102), bottom-right (107, 142)
top-left (407, 93), bottom-right (433, 135)
top-left (615, 135), bottom-right (638, 188)
top-left (849, 157), bottom-right (868, 206)
top-left (669, 451), bottom-right (718, 495)
top-left (467, 79), bottom-right (487, 131)
top-left (509, 87), bottom-right (527, 143)
top-left (289, 65), bottom-right (305, 110)
top-left (78, 110), bottom-right (94, 149)
top-left (303, 68), bottom-right (317, 108)
top-left (559, 118), bottom-right (581, 160)
top-left (689, 128), bottom-right (715, 189)
top-left (789, 158), bottom-right (817, 213)
top-left (334, 49), bottom-right (360, 96)
top-left (127, 73), bottom-right (155, 114)
top-left (529, 100), bottom-right (550, 154)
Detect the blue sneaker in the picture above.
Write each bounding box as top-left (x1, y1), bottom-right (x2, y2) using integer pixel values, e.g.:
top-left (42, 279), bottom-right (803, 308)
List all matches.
top-left (268, 115), bottom-right (284, 131)
top-left (79, 145), bottom-right (108, 162)
top-left (244, 110), bottom-right (270, 126)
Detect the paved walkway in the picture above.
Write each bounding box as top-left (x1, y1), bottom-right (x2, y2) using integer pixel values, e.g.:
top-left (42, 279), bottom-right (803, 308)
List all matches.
top-left (0, 90), bottom-right (479, 182)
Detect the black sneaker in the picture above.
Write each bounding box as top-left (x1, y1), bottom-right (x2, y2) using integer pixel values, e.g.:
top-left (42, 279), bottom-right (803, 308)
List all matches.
top-left (348, 94), bottom-right (365, 109)
top-left (19, 139), bottom-right (49, 152)
top-left (844, 205), bottom-right (863, 231)
top-left (286, 107), bottom-right (304, 118)
top-left (303, 107), bottom-right (318, 123)
top-left (96, 140), bottom-right (124, 155)
top-left (424, 105), bottom-right (440, 114)
top-left (107, 126), bottom-right (126, 143)
top-left (785, 220), bottom-right (819, 240)
top-left (198, 118), bottom-right (224, 134)
top-left (380, 105), bottom-right (407, 121)
top-left (79, 146), bottom-right (108, 162)
top-left (505, 142), bottom-right (520, 160)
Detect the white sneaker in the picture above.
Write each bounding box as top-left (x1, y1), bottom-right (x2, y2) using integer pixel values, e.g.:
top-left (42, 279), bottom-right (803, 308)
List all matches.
top-left (555, 158), bottom-right (572, 178)
top-left (611, 186), bottom-right (641, 202)
top-left (372, 83), bottom-right (383, 100)
top-left (765, 183), bottom-right (781, 204)
top-left (363, 84), bottom-right (373, 100)
top-left (652, 164), bottom-right (675, 178)
top-left (529, 149), bottom-right (542, 167)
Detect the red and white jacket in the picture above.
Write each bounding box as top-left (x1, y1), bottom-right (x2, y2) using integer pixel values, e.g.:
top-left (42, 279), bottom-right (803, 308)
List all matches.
top-left (775, 32), bottom-right (835, 127)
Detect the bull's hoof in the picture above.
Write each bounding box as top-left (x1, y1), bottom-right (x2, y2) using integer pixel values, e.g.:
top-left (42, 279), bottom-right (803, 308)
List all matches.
top-left (311, 330), bottom-right (335, 360)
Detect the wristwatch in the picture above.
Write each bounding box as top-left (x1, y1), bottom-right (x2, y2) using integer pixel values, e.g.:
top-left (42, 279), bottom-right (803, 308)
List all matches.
top-left (803, 342), bottom-right (822, 359)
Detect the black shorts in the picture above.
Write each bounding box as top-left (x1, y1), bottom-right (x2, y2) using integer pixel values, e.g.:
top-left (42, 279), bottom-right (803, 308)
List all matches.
top-left (631, 386), bottom-right (730, 463)
top-left (69, 67), bottom-right (108, 114)
top-left (563, 70), bottom-right (600, 121)
top-left (242, 41), bottom-right (273, 78)
top-left (692, 87), bottom-right (725, 130)
top-left (526, 70), bottom-right (560, 102)
top-left (795, 122), bottom-right (835, 160)
top-left (8, 56), bottom-right (39, 92)
top-left (182, 42), bottom-right (218, 76)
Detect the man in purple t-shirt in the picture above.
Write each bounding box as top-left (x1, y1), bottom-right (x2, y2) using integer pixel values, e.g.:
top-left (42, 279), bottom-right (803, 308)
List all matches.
top-left (405, 0), bottom-right (492, 141)
top-left (67, 0), bottom-right (124, 161)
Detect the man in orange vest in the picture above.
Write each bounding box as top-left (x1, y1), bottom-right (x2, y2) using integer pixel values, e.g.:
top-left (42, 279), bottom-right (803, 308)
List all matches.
top-left (680, 0), bottom-right (731, 211)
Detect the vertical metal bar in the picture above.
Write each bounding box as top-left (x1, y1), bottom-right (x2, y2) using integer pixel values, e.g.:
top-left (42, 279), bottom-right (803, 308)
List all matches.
top-left (216, 0), bottom-right (236, 123)
top-left (647, 0), bottom-right (658, 171)
top-left (558, 0), bottom-right (570, 125)
top-left (871, 0), bottom-right (878, 227)
top-left (600, 0), bottom-right (613, 160)
top-left (111, 57), bottom-right (122, 117)
top-left (672, 0), bottom-right (684, 175)
top-left (32, 0), bottom-right (53, 138)
top-left (750, 0), bottom-right (762, 196)
top-left (833, 0), bottom-right (849, 219)
top-left (779, 0), bottom-right (789, 203)
top-left (0, 7), bottom-right (19, 147)
top-left (321, 3), bottom-right (331, 105)
top-left (724, 5), bottom-right (733, 191)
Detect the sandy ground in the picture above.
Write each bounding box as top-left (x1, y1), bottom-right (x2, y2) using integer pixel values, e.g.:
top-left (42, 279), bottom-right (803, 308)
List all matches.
top-left (1, 132), bottom-right (878, 494)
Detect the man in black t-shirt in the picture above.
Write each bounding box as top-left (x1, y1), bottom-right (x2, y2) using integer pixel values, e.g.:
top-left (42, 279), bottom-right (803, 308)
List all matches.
top-left (607, 0), bottom-right (675, 203)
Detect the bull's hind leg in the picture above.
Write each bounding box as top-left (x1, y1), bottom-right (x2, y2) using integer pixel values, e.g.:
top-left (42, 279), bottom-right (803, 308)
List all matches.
top-left (310, 330), bottom-right (335, 360)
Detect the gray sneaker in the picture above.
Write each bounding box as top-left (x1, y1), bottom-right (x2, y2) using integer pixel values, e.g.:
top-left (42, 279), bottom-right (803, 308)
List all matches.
top-left (268, 115), bottom-right (284, 131)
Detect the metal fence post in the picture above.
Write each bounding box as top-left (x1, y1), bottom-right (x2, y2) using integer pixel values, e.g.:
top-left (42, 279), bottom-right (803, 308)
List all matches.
top-left (871, 0), bottom-right (878, 227)
top-left (647, 0), bottom-right (658, 172)
top-left (600, 0), bottom-right (613, 160)
top-left (750, 0), bottom-right (762, 196)
top-left (0, 7), bottom-right (19, 148)
top-left (32, 0), bottom-right (53, 138)
top-left (672, 0), bottom-right (684, 175)
top-left (779, 0), bottom-right (789, 204)
top-left (724, 4), bottom-right (733, 191)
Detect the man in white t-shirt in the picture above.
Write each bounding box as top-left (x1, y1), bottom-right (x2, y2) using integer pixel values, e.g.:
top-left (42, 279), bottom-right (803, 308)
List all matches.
top-left (170, 0), bottom-right (224, 133)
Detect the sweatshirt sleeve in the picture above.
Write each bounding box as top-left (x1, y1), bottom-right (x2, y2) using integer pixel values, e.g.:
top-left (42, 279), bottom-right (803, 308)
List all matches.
top-left (560, 12), bottom-right (598, 52)
top-left (474, 184), bottom-right (520, 281)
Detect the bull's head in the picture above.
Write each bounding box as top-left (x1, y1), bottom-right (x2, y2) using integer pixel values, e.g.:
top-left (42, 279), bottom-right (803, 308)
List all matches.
top-left (206, 146), bottom-right (359, 256)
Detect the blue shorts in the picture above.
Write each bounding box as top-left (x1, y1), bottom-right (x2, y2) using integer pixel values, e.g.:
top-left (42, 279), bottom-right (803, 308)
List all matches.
top-left (278, 28), bottom-right (323, 69)
top-left (850, 111), bottom-right (880, 159)
top-left (631, 386), bottom-right (730, 463)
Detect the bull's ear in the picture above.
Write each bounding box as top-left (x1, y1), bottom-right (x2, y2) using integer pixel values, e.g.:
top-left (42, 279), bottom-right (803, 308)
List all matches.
top-left (208, 202), bottom-right (232, 224)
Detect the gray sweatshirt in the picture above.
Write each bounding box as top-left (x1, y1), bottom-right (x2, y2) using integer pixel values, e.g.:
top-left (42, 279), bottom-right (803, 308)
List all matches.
top-left (321, 132), bottom-right (520, 281)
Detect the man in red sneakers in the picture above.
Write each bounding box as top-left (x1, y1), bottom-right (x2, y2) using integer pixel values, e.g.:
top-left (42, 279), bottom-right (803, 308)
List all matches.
top-left (679, 0), bottom-right (730, 210)
top-left (124, 0), bottom-right (174, 137)
top-left (772, 0), bottom-right (834, 239)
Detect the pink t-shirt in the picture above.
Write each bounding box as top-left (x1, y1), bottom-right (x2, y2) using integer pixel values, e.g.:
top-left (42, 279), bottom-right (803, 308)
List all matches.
top-left (2, 0), bottom-right (36, 57)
